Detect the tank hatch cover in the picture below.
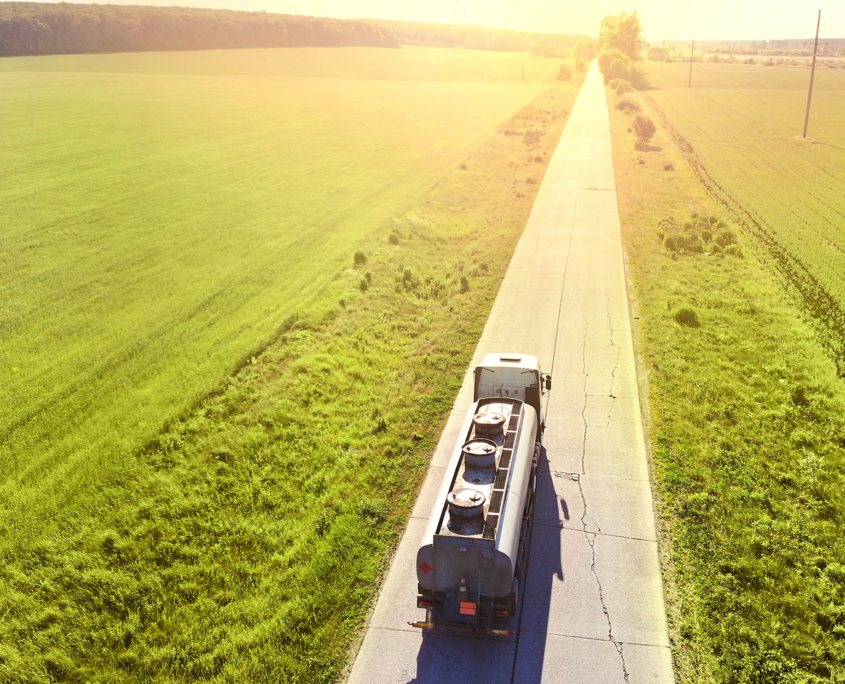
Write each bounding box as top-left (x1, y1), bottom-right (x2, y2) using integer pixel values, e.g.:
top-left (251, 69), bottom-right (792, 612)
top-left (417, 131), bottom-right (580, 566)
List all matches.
top-left (462, 439), bottom-right (497, 468)
top-left (473, 411), bottom-right (506, 439)
top-left (447, 488), bottom-right (487, 518)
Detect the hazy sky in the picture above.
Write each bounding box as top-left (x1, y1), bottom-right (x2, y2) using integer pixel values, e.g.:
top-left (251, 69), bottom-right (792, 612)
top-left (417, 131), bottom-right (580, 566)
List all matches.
top-left (62, 0), bottom-right (845, 41)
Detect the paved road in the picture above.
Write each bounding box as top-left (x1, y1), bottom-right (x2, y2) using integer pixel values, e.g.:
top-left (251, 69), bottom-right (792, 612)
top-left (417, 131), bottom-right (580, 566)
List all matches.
top-left (346, 64), bottom-right (674, 684)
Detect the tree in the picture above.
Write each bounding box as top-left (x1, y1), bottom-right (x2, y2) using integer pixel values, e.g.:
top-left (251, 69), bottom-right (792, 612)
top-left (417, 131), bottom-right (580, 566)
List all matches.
top-left (598, 11), bottom-right (645, 60)
top-left (574, 40), bottom-right (596, 61)
top-left (647, 46), bottom-right (664, 62)
top-left (557, 63), bottom-right (572, 81)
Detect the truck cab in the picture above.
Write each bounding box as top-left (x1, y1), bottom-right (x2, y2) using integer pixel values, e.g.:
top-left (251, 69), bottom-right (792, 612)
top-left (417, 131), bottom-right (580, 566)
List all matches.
top-left (473, 354), bottom-right (551, 429)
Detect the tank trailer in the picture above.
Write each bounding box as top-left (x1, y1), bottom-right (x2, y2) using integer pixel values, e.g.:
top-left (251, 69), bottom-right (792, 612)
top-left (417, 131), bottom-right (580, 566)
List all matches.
top-left (410, 354), bottom-right (551, 637)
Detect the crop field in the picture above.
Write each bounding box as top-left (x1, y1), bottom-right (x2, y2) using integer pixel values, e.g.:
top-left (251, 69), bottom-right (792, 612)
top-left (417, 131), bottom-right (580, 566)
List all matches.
top-left (0, 45), bottom-right (563, 543)
top-left (643, 63), bottom-right (845, 364)
top-left (609, 62), bottom-right (845, 682)
top-left (0, 45), bottom-right (581, 681)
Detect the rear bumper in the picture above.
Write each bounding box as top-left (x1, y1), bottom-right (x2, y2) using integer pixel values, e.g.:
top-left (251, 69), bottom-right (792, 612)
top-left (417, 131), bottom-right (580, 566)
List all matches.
top-left (414, 584), bottom-right (517, 632)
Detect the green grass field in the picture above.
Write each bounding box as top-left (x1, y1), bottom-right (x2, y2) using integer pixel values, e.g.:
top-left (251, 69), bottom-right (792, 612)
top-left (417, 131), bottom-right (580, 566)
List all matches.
top-left (0, 46), bottom-right (564, 544)
top-left (643, 63), bottom-right (845, 365)
top-left (0, 46), bottom-right (581, 681)
top-left (609, 62), bottom-right (845, 682)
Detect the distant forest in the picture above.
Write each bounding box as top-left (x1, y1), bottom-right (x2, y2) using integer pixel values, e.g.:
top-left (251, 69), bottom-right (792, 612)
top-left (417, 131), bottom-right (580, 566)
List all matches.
top-left (0, 2), bottom-right (590, 58)
top-left (374, 19), bottom-right (588, 53)
top-left (0, 3), bottom-right (401, 56)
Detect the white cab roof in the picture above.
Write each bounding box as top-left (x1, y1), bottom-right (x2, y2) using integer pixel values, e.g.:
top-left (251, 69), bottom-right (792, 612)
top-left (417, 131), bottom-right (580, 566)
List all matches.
top-left (479, 353), bottom-right (540, 371)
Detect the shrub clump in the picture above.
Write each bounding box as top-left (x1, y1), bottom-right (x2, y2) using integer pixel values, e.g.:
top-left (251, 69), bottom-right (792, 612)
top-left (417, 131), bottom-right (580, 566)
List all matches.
top-left (598, 48), bottom-right (646, 88)
top-left (353, 250), bottom-right (367, 266)
top-left (633, 114), bottom-right (656, 149)
top-left (388, 229), bottom-right (400, 245)
top-left (356, 497), bottom-right (388, 522)
top-left (658, 213), bottom-right (743, 258)
top-left (395, 266), bottom-right (448, 300)
top-left (609, 78), bottom-right (634, 96)
top-left (523, 128), bottom-right (543, 147)
top-left (672, 306), bottom-right (700, 327)
top-left (616, 97), bottom-right (641, 113)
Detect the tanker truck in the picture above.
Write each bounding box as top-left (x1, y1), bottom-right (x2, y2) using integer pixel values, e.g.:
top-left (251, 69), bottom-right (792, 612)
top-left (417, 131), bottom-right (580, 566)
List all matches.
top-left (410, 353), bottom-right (551, 637)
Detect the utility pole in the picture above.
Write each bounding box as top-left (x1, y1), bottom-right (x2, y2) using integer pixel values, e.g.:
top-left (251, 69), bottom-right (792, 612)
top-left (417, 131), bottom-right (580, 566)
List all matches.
top-left (803, 10), bottom-right (822, 138)
top-left (661, 39), bottom-right (665, 66)
top-left (688, 37), bottom-right (695, 88)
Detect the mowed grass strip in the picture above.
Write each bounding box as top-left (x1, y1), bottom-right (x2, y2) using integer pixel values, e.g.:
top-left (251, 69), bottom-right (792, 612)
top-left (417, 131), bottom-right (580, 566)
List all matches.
top-left (0, 47), bottom-right (564, 544)
top-left (610, 83), bottom-right (845, 681)
top-left (0, 80), bottom-right (581, 682)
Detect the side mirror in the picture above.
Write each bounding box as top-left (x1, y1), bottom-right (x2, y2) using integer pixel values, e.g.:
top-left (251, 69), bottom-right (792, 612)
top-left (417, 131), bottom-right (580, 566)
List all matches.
top-left (543, 374), bottom-right (552, 391)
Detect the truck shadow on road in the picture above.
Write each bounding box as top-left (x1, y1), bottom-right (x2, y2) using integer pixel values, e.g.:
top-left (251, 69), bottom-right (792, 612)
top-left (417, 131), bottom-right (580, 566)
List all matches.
top-left (408, 448), bottom-right (562, 684)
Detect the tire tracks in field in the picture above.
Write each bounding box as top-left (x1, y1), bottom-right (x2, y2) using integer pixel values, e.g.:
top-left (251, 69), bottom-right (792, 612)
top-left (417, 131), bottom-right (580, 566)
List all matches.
top-left (646, 93), bottom-right (845, 375)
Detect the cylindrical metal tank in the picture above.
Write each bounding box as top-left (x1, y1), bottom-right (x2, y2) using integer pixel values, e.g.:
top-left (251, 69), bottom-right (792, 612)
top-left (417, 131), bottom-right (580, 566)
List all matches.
top-left (416, 398), bottom-right (538, 599)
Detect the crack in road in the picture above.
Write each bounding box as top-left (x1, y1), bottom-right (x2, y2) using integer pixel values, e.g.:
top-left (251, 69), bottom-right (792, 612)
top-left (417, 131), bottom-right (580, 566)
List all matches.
top-left (606, 292), bottom-right (622, 404)
top-left (576, 315), bottom-right (629, 683)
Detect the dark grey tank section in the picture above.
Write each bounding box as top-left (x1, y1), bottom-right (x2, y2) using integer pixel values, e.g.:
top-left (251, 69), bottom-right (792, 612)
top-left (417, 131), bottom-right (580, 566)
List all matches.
top-left (416, 397), bottom-right (539, 599)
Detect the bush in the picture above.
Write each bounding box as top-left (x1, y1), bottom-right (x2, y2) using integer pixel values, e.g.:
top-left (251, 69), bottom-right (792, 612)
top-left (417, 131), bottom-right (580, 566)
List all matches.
top-left (460, 276), bottom-right (470, 293)
top-left (388, 230), bottom-right (400, 245)
top-left (714, 229), bottom-right (737, 247)
top-left (673, 306), bottom-right (700, 327)
top-left (575, 58), bottom-right (586, 72)
top-left (353, 251), bottom-right (367, 266)
top-left (523, 128), bottom-right (542, 146)
top-left (358, 277), bottom-right (369, 292)
top-left (609, 58), bottom-right (632, 82)
top-left (615, 80), bottom-right (634, 96)
top-left (356, 497), bottom-right (388, 523)
top-left (598, 48), bottom-right (646, 88)
top-left (616, 98), bottom-right (641, 113)
top-left (556, 63), bottom-right (572, 81)
top-left (598, 48), bottom-right (626, 79)
top-left (633, 114), bottom-right (656, 149)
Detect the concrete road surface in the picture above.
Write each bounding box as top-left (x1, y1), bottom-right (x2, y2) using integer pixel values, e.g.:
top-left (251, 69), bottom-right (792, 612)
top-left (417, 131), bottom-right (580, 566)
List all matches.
top-left (345, 63), bottom-right (674, 684)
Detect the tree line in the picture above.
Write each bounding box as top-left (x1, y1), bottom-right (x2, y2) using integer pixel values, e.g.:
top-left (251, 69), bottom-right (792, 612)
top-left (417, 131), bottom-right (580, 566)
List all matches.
top-left (0, 2), bottom-right (400, 57)
top-left (703, 45), bottom-right (845, 58)
top-left (0, 3), bottom-right (591, 58)
top-left (372, 19), bottom-right (589, 54)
